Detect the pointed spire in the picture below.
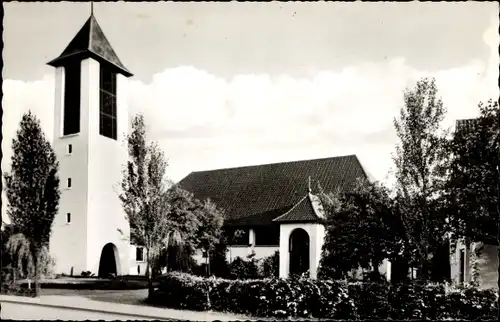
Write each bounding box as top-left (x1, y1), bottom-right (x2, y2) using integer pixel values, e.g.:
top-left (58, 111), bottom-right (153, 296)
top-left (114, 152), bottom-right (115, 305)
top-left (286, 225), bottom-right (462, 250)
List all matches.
top-left (90, 2), bottom-right (94, 16)
top-left (47, 13), bottom-right (133, 77)
top-left (308, 176), bottom-right (312, 193)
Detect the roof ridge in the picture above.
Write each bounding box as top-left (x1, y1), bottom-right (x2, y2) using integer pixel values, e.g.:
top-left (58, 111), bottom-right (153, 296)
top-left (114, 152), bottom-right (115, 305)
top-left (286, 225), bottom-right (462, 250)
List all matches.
top-left (272, 194), bottom-right (310, 222)
top-left (87, 15), bottom-right (94, 51)
top-left (307, 192), bottom-right (324, 219)
top-left (190, 154), bottom-right (358, 174)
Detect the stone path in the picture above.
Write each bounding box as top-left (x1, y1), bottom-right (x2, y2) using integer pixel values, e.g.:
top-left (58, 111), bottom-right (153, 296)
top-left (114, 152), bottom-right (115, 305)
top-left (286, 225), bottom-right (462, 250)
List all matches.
top-left (0, 293), bottom-right (253, 321)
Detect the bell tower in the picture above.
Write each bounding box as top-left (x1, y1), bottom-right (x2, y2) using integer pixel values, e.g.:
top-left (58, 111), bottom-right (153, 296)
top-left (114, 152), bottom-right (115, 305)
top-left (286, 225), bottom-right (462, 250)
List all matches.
top-left (47, 12), bottom-right (133, 277)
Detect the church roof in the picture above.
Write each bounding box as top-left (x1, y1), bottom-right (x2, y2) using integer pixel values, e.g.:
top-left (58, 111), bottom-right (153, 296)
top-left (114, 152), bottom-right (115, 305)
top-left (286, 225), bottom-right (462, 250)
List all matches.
top-left (47, 15), bottom-right (133, 77)
top-left (177, 155), bottom-right (368, 227)
top-left (273, 193), bottom-right (325, 223)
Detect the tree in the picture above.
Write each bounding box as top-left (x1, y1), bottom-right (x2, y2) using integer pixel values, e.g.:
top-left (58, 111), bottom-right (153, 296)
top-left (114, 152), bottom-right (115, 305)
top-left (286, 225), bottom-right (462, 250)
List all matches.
top-left (447, 99), bottom-right (499, 316)
top-left (119, 114), bottom-right (200, 297)
top-left (3, 111), bottom-right (60, 296)
top-left (392, 77), bottom-right (449, 282)
top-left (159, 185), bottom-right (201, 274)
top-left (119, 114), bottom-right (172, 296)
top-left (192, 199), bottom-right (224, 276)
top-left (6, 232), bottom-right (54, 281)
top-left (447, 100), bottom-right (499, 243)
top-left (317, 179), bottom-right (404, 281)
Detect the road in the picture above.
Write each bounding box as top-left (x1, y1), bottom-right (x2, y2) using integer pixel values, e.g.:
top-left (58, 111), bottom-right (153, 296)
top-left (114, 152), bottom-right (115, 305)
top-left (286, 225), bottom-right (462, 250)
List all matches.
top-left (1, 300), bottom-right (160, 321)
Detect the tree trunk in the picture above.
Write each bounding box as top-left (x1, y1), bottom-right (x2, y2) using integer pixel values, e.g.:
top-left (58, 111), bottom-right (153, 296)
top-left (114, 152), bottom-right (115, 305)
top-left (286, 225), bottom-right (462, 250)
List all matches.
top-left (33, 250), bottom-right (40, 297)
top-left (146, 248), bottom-right (153, 299)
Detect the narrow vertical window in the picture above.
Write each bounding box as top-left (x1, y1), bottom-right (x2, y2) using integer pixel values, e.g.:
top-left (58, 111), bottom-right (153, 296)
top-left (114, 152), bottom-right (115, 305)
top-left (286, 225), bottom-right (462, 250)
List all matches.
top-left (66, 213), bottom-right (71, 224)
top-left (136, 247), bottom-right (144, 262)
top-left (67, 178), bottom-right (72, 188)
top-left (63, 62), bottom-right (81, 135)
top-left (99, 64), bottom-right (117, 140)
top-left (68, 144), bottom-right (73, 154)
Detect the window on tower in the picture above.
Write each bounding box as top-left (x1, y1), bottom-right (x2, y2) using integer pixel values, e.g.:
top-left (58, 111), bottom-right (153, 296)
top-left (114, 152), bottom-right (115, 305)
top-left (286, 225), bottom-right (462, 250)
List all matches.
top-left (136, 247), bottom-right (144, 262)
top-left (63, 62), bottom-right (81, 136)
top-left (99, 64), bottom-right (117, 140)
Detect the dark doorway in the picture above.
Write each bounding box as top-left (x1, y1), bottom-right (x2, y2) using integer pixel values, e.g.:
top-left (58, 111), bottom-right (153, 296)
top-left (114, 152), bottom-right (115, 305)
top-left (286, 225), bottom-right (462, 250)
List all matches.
top-left (289, 228), bottom-right (310, 276)
top-left (98, 243), bottom-right (119, 278)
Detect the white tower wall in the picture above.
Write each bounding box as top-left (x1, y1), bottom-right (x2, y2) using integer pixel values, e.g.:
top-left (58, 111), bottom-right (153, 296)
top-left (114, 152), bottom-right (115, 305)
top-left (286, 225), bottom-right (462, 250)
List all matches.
top-left (49, 58), bottom-right (131, 276)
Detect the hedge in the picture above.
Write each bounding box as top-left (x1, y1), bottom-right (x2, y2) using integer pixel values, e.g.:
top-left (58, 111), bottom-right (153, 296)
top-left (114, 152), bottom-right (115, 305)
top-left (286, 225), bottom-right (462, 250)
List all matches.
top-left (149, 272), bottom-right (499, 320)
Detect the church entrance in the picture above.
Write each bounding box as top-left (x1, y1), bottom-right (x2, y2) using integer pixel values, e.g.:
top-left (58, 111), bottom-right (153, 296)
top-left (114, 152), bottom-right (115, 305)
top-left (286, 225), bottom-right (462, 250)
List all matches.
top-left (98, 243), bottom-right (119, 278)
top-left (289, 228), bottom-right (310, 276)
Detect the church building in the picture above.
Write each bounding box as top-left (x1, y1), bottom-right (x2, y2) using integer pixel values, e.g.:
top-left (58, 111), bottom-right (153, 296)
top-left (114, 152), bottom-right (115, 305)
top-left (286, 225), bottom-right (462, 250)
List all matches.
top-left (178, 155), bottom-right (391, 279)
top-left (47, 13), bottom-right (391, 280)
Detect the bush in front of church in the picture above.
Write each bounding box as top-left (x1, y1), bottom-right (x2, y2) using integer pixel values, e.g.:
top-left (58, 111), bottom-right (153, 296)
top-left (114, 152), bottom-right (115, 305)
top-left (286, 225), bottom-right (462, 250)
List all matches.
top-left (259, 250), bottom-right (279, 278)
top-left (149, 272), bottom-right (211, 311)
top-left (148, 272), bottom-right (498, 319)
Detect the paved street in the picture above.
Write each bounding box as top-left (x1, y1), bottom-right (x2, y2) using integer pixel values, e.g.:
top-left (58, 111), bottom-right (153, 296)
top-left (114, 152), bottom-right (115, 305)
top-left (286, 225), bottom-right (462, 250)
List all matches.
top-left (1, 301), bottom-right (160, 321)
top-left (0, 291), bottom-right (252, 321)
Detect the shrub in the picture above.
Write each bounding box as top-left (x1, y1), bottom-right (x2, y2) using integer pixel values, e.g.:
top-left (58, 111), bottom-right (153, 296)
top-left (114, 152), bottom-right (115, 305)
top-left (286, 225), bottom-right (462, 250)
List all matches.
top-left (1, 266), bottom-right (36, 297)
top-left (260, 251), bottom-right (279, 278)
top-left (228, 252), bottom-right (261, 280)
top-left (81, 271), bottom-right (92, 277)
top-left (149, 272), bottom-right (498, 320)
top-left (151, 272), bottom-right (211, 311)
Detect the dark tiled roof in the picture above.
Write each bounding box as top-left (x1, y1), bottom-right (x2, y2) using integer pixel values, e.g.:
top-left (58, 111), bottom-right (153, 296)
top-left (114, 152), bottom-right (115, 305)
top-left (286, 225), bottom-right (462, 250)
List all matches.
top-left (273, 193), bottom-right (325, 223)
top-left (48, 15), bottom-right (132, 77)
top-left (456, 118), bottom-right (479, 135)
top-left (178, 155), bottom-right (368, 226)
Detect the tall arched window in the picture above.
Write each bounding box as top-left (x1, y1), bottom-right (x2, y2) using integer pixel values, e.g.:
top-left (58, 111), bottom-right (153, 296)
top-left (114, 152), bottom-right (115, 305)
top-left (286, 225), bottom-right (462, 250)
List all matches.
top-left (63, 62), bottom-right (81, 135)
top-left (99, 64), bottom-right (117, 140)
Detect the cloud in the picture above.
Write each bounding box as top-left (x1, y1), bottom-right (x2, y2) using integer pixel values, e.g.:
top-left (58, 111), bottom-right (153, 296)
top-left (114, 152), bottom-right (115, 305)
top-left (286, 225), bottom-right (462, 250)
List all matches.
top-left (2, 16), bottom-right (498, 226)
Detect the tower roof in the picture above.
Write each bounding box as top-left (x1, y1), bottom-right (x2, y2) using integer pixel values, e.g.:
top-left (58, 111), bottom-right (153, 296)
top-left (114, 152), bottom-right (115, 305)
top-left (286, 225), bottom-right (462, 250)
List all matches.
top-left (47, 15), bottom-right (133, 77)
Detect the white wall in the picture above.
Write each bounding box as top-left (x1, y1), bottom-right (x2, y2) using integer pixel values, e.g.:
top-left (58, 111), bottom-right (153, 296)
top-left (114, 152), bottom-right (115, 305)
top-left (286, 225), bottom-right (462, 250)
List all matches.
top-left (129, 245), bottom-right (148, 276)
top-left (279, 223), bottom-right (325, 279)
top-left (450, 239), bottom-right (471, 284)
top-left (450, 240), bottom-right (499, 289)
top-left (49, 58), bottom-right (131, 276)
top-left (86, 62), bottom-right (130, 275)
top-left (227, 245), bottom-right (278, 263)
top-left (49, 64), bottom-right (90, 275)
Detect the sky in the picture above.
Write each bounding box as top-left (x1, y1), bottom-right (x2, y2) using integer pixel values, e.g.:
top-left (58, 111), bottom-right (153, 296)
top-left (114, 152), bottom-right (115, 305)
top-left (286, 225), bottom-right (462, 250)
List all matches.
top-left (2, 2), bottom-right (499, 223)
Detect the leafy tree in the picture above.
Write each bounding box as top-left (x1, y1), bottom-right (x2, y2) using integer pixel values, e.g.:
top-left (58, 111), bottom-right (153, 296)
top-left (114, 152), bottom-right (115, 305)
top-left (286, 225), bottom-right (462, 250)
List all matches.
top-left (3, 112), bottom-right (60, 296)
top-left (6, 233), bottom-right (54, 280)
top-left (152, 190), bottom-right (225, 277)
top-left (192, 199), bottom-right (224, 276)
top-left (119, 114), bottom-right (178, 297)
top-left (392, 77), bottom-right (449, 281)
top-left (317, 179), bottom-right (403, 281)
top-left (447, 100), bottom-right (499, 244)
top-left (208, 238), bottom-right (230, 278)
top-left (158, 185), bottom-right (201, 274)
top-left (446, 99), bottom-right (499, 316)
